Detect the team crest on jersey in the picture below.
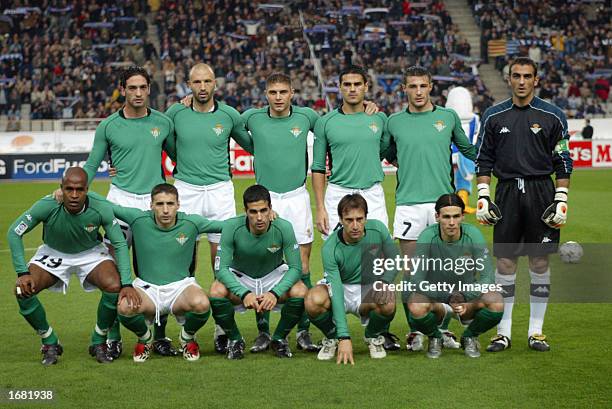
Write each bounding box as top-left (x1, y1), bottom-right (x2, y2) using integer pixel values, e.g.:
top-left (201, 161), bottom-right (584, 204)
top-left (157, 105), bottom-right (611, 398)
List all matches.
top-left (84, 224), bottom-right (97, 233)
top-left (369, 123), bottom-right (379, 133)
top-left (290, 126), bottom-right (302, 138)
top-left (176, 233), bottom-right (189, 246)
top-left (267, 244), bottom-right (281, 254)
top-left (150, 127), bottom-right (161, 139)
top-left (530, 123), bottom-right (542, 134)
top-left (213, 124), bottom-right (224, 136)
top-left (433, 120), bottom-right (446, 132)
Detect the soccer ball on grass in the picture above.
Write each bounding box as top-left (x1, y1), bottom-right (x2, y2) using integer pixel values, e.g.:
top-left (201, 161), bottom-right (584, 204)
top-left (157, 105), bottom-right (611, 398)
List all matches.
top-left (558, 241), bottom-right (583, 264)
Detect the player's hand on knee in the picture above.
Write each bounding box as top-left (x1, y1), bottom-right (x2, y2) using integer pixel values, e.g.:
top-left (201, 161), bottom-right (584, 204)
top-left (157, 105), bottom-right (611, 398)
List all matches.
top-left (363, 100), bottom-right (379, 115)
top-left (316, 208), bottom-right (329, 234)
top-left (108, 166), bottom-right (117, 177)
top-left (53, 188), bottom-right (63, 204)
top-left (449, 292), bottom-right (467, 315)
top-left (258, 292), bottom-right (277, 312)
top-left (337, 339), bottom-right (354, 365)
top-left (541, 187), bottom-right (568, 229)
top-left (15, 274), bottom-right (35, 298)
top-left (180, 94), bottom-right (193, 107)
top-left (243, 293), bottom-right (260, 310)
top-left (476, 184), bottom-right (502, 225)
top-left (119, 286), bottom-right (141, 310)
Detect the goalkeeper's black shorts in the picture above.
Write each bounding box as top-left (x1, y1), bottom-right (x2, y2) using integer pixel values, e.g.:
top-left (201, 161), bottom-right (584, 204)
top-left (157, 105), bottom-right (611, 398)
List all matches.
top-left (493, 176), bottom-right (560, 258)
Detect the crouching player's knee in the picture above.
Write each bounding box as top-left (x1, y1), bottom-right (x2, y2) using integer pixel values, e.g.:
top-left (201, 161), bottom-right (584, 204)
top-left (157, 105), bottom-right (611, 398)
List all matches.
top-left (481, 291), bottom-right (504, 313)
top-left (305, 285), bottom-right (330, 317)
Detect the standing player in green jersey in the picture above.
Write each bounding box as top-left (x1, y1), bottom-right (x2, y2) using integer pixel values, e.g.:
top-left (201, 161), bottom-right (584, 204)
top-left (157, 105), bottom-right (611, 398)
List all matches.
top-left (108, 183), bottom-right (224, 362)
top-left (7, 168), bottom-right (140, 365)
top-left (305, 194), bottom-right (398, 364)
top-left (167, 63), bottom-right (254, 355)
top-left (384, 66), bottom-right (477, 351)
top-left (210, 185), bottom-right (308, 360)
top-left (312, 65), bottom-right (390, 238)
top-left (241, 72), bottom-right (320, 353)
top-left (81, 66), bottom-right (175, 359)
top-left (407, 193), bottom-right (503, 358)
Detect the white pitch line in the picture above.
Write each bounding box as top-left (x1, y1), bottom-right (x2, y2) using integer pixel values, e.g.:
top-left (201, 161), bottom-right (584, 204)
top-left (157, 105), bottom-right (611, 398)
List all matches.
top-left (0, 247), bottom-right (37, 252)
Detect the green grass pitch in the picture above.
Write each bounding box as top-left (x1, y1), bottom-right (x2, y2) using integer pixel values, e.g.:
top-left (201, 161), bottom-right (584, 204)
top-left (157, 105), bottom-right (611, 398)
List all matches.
top-left (1, 170), bottom-right (611, 408)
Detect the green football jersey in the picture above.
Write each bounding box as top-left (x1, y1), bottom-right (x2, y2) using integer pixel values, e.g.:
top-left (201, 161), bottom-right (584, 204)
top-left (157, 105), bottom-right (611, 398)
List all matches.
top-left (165, 101), bottom-right (253, 186)
top-left (242, 105), bottom-right (319, 193)
top-left (322, 219), bottom-right (399, 338)
top-left (312, 108), bottom-right (388, 189)
top-left (384, 106), bottom-right (477, 205)
top-left (7, 194), bottom-right (132, 285)
top-left (216, 215), bottom-right (302, 299)
top-left (84, 108), bottom-right (174, 195)
top-left (111, 205), bottom-right (223, 285)
top-left (411, 222), bottom-right (494, 301)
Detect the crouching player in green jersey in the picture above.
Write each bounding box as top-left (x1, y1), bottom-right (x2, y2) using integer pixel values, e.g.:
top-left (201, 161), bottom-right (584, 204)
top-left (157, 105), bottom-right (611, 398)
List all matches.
top-left (7, 167), bottom-right (139, 365)
top-left (210, 185), bottom-right (307, 360)
top-left (305, 194), bottom-right (399, 364)
top-left (109, 183), bottom-right (224, 362)
top-left (407, 193), bottom-right (503, 358)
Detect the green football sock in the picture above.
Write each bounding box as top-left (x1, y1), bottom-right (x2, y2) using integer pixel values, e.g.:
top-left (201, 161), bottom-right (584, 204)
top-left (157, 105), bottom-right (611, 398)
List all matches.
top-left (309, 310), bottom-right (336, 339)
top-left (256, 311), bottom-right (270, 334)
top-left (17, 296), bottom-right (59, 345)
top-left (90, 292), bottom-right (118, 346)
top-left (210, 297), bottom-right (242, 341)
top-left (183, 309), bottom-right (211, 336)
top-left (365, 310), bottom-right (394, 338)
top-left (403, 302), bottom-right (415, 331)
top-left (153, 314), bottom-right (168, 341)
top-left (297, 273), bottom-right (312, 332)
top-left (409, 311), bottom-right (442, 338)
top-left (118, 313), bottom-right (149, 339)
top-left (107, 318), bottom-right (121, 342)
top-left (463, 308), bottom-right (504, 338)
top-left (272, 298), bottom-right (304, 341)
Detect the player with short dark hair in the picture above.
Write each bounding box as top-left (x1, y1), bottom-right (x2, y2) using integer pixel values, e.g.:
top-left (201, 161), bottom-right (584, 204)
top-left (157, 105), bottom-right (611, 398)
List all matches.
top-left (305, 193), bottom-right (399, 364)
top-left (475, 57), bottom-right (573, 352)
top-left (241, 72), bottom-right (321, 353)
top-left (407, 193), bottom-right (503, 358)
top-left (210, 184), bottom-right (307, 359)
top-left (78, 65), bottom-right (175, 359)
top-left (7, 167), bottom-right (139, 365)
top-left (110, 183), bottom-right (224, 362)
top-left (384, 65), bottom-right (477, 351)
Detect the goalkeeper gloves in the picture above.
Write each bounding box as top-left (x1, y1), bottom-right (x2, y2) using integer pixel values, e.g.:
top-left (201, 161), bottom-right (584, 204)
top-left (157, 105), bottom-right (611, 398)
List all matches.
top-left (541, 187), bottom-right (568, 229)
top-left (476, 183), bottom-right (502, 225)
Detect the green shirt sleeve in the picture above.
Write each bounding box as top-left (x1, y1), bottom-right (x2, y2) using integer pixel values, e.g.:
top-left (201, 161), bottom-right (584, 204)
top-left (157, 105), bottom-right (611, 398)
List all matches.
top-left (216, 223), bottom-right (250, 299)
top-left (381, 118), bottom-right (397, 163)
top-left (322, 244), bottom-right (350, 338)
top-left (304, 107), bottom-right (320, 131)
top-left (7, 198), bottom-right (54, 274)
top-left (451, 110), bottom-right (477, 161)
top-left (270, 222), bottom-right (302, 297)
top-left (186, 214), bottom-right (224, 234)
top-left (83, 122), bottom-right (109, 185)
top-left (378, 113), bottom-right (390, 160)
top-left (163, 104), bottom-right (179, 161)
top-left (463, 226), bottom-right (495, 301)
top-left (229, 109), bottom-right (253, 154)
top-left (311, 115), bottom-right (328, 173)
top-left (109, 202), bottom-right (146, 225)
top-left (99, 203), bottom-right (132, 285)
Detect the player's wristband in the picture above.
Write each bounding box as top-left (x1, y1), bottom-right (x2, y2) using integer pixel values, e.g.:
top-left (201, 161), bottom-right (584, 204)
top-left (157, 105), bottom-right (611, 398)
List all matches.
top-left (477, 183), bottom-right (490, 198)
top-left (338, 336), bottom-right (351, 340)
top-left (17, 272), bottom-right (30, 277)
top-left (554, 187), bottom-right (569, 202)
top-left (311, 169), bottom-right (326, 174)
top-left (240, 291), bottom-right (252, 301)
top-left (120, 283), bottom-right (133, 289)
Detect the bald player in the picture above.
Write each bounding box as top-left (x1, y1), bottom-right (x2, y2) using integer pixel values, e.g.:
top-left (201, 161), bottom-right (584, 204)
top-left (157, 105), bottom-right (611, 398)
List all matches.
top-left (7, 168), bottom-right (139, 365)
top-left (165, 63), bottom-right (253, 353)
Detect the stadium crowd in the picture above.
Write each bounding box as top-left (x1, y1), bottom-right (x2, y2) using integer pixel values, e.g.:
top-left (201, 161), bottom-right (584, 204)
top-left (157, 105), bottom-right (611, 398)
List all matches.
top-left (470, 0), bottom-right (611, 118)
top-left (1, 0), bottom-right (609, 122)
